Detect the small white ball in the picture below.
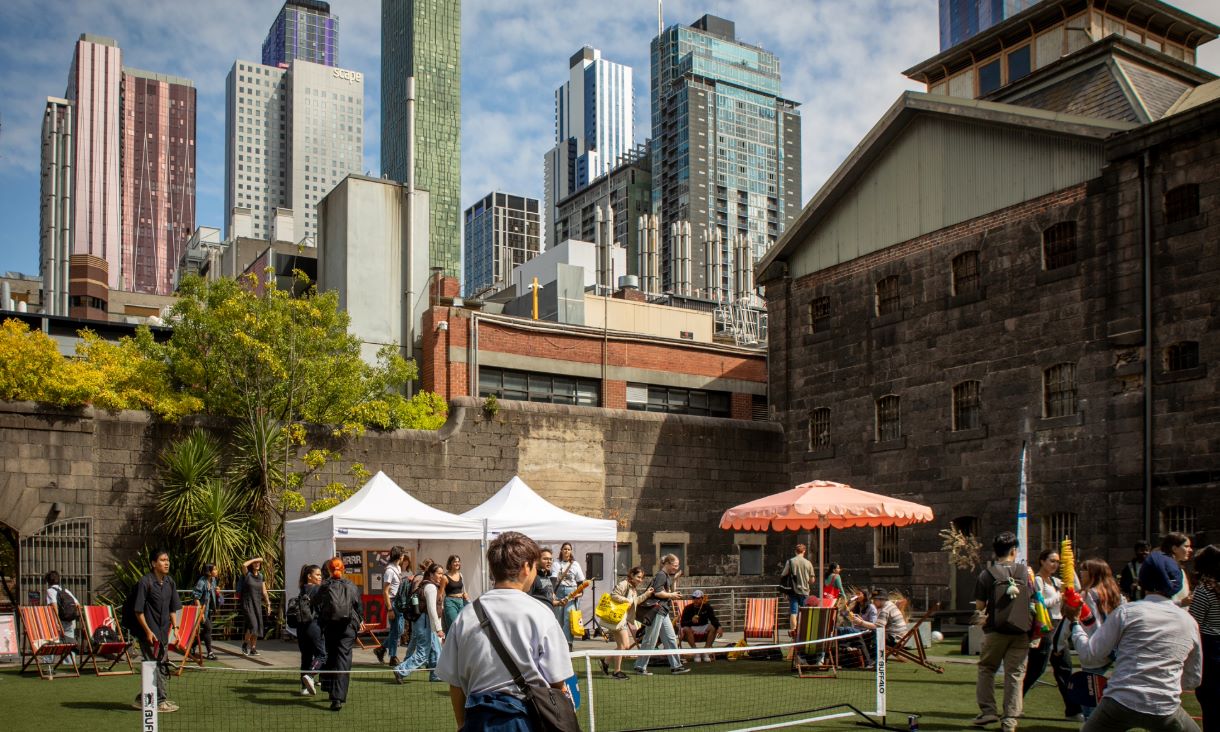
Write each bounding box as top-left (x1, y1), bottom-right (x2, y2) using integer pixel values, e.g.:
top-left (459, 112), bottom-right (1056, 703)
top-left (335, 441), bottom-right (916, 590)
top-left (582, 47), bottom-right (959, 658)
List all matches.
top-left (931, 631), bottom-right (944, 643)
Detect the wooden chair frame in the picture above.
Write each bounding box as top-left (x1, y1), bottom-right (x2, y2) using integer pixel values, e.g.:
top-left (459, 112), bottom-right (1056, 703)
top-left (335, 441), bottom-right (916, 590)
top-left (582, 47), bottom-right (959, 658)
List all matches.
top-left (792, 605), bottom-right (839, 678)
top-left (169, 605), bottom-right (204, 676)
top-left (743, 597), bottom-right (780, 644)
top-left (884, 603), bottom-right (944, 674)
top-left (18, 606), bottom-right (80, 680)
top-left (80, 605), bottom-right (135, 675)
top-left (356, 621), bottom-right (383, 650)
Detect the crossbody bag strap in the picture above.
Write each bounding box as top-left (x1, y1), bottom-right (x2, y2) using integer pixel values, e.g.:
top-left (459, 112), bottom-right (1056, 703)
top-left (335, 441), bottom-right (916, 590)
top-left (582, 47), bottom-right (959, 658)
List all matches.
top-left (473, 599), bottom-right (529, 693)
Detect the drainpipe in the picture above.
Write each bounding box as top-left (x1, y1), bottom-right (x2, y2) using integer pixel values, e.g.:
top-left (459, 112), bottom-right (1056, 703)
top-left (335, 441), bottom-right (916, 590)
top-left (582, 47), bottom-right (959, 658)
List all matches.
top-left (1141, 150), bottom-right (1153, 544)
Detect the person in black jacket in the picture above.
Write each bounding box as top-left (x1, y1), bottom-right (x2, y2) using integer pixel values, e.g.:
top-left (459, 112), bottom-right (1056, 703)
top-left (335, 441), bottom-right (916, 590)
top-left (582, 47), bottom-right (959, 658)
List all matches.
top-left (314, 557), bottom-right (362, 712)
top-left (679, 590), bottom-right (723, 661)
top-left (295, 564), bottom-right (326, 696)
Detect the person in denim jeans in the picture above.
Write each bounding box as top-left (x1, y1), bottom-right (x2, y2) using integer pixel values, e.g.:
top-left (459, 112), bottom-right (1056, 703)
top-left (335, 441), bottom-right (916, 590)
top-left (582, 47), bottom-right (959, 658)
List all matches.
top-left (781, 544), bottom-right (815, 633)
top-left (633, 554), bottom-right (690, 675)
top-left (375, 547), bottom-right (409, 666)
top-left (394, 561), bottom-right (445, 683)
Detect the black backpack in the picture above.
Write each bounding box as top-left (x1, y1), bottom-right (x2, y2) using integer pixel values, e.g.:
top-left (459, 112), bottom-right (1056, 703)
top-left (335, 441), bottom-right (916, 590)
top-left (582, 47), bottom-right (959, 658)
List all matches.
top-left (401, 576), bottom-right (428, 622)
top-left (988, 563), bottom-right (1033, 634)
top-left (316, 579), bottom-right (359, 624)
top-left (92, 625), bottom-right (120, 646)
top-left (54, 586), bottom-right (79, 623)
top-left (286, 591), bottom-right (315, 629)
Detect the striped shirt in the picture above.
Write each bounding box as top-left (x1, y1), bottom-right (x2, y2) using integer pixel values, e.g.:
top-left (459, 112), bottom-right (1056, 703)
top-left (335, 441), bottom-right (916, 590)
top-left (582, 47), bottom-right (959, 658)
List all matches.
top-left (1189, 580), bottom-right (1220, 636)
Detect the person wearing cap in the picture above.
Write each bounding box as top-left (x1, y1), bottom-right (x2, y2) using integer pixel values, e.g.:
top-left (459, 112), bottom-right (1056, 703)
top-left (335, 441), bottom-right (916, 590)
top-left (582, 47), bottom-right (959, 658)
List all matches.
top-left (1063, 545), bottom-right (1202, 732)
top-left (679, 590), bottom-right (722, 662)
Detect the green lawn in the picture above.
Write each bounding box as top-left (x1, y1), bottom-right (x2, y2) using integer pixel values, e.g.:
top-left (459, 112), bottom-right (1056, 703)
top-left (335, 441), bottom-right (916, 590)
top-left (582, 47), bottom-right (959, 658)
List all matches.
top-left (3, 644), bottom-right (1204, 731)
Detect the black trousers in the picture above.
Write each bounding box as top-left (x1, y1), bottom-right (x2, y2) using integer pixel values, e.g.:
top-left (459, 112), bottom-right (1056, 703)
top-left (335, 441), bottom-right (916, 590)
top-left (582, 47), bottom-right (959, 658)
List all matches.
top-left (1023, 638), bottom-right (1080, 716)
top-left (197, 616), bottom-right (213, 654)
top-left (321, 620), bottom-right (356, 702)
top-left (298, 620), bottom-right (326, 674)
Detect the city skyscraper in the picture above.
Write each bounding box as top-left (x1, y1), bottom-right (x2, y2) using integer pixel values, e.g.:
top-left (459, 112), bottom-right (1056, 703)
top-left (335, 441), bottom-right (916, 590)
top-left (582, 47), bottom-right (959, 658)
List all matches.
top-left (544, 47), bottom-right (635, 249)
top-left (262, 0), bottom-right (339, 68)
top-left (224, 59), bottom-right (364, 242)
top-left (381, 0), bottom-right (462, 277)
top-left (463, 192), bottom-right (541, 297)
top-left (938, 0), bottom-right (1038, 51)
top-left (120, 69), bottom-right (196, 295)
top-left (650, 15), bottom-right (801, 297)
top-left (39, 97), bottom-right (73, 316)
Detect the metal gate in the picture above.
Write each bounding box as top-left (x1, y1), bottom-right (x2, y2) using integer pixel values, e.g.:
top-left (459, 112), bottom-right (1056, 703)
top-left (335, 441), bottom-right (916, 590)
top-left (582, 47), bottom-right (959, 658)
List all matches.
top-left (18, 517), bottom-right (93, 605)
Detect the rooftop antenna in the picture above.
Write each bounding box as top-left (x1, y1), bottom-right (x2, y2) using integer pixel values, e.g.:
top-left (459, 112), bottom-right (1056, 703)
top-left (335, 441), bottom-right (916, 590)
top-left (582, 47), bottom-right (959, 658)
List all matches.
top-left (658, 0), bottom-right (663, 36)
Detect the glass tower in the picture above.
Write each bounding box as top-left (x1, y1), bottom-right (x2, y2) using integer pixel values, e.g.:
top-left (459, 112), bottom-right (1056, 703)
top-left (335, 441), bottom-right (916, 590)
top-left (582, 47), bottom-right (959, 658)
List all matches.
top-left (381, 0), bottom-right (462, 277)
top-left (262, 0), bottom-right (338, 68)
top-left (463, 192), bottom-right (541, 297)
top-left (650, 15), bottom-right (801, 296)
top-left (938, 0), bottom-right (1037, 51)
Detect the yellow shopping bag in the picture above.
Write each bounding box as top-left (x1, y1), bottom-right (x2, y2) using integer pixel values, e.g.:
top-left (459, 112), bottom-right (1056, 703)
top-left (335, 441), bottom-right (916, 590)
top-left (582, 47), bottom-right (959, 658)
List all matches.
top-left (594, 592), bottom-right (630, 625)
top-left (569, 608), bottom-right (586, 638)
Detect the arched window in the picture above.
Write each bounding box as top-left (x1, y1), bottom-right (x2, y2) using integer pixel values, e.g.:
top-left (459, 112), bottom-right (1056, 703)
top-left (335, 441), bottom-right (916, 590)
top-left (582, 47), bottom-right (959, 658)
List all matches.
top-left (875, 276), bottom-right (900, 317)
top-left (1042, 222), bottom-right (1077, 270)
top-left (952, 250), bottom-right (980, 295)
top-left (875, 395), bottom-right (901, 442)
top-left (1166, 341), bottom-right (1199, 372)
top-left (952, 381), bottom-right (982, 431)
top-left (1164, 184), bottom-right (1200, 224)
top-left (1043, 363), bottom-right (1077, 418)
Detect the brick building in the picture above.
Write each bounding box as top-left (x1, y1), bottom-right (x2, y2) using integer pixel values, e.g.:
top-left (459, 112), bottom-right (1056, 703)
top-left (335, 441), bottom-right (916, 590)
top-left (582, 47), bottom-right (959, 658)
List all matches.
top-left (758, 0), bottom-right (1219, 607)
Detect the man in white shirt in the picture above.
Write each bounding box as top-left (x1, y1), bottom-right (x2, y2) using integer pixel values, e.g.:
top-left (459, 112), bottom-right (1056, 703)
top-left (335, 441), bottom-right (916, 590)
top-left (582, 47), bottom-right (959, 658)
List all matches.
top-left (1065, 553), bottom-right (1202, 732)
top-left (376, 546), bottom-right (407, 666)
top-left (436, 531), bottom-right (574, 730)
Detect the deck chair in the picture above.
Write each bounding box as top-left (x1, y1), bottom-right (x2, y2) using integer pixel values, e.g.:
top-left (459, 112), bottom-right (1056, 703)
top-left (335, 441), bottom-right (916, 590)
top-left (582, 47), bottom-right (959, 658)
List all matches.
top-left (743, 597), bottom-right (779, 644)
top-left (80, 605), bottom-right (134, 675)
top-left (356, 621), bottom-right (384, 650)
top-left (168, 604), bottom-right (204, 675)
top-left (792, 605), bottom-right (839, 678)
top-left (884, 603), bottom-right (944, 674)
top-left (18, 605), bottom-right (80, 680)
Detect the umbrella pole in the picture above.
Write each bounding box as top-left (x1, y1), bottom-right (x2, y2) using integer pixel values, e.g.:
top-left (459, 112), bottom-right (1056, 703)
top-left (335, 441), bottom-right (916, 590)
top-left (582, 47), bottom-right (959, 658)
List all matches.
top-left (818, 525), bottom-right (825, 602)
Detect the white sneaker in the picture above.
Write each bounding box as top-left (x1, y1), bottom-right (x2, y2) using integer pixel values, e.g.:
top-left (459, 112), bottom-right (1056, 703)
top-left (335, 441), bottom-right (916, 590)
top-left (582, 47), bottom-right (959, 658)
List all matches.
top-left (302, 674), bottom-right (316, 695)
top-left (703, 654), bottom-right (713, 662)
top-left (691, 655), bottom-right (702, 663)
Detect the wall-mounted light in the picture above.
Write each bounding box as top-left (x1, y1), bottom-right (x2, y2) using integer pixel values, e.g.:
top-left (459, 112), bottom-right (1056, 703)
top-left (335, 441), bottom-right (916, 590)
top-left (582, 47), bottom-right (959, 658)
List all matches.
top-left (436, 321), bottom-right (449, 332)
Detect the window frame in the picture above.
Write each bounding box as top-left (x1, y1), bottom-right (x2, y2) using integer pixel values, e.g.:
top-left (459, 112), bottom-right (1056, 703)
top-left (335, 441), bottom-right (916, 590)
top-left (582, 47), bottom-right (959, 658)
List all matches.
top-left (1042, 222), bottom-right (1078, 271)
top-left (952, 380), bottom-right (982, 431)
top-left (1166, 341), bottom-right (1200, 372)
top-left (809, 295), bottom-right (831, 333)
top-left (1044, 512), bottom-right (1078, 551)
top-left (875, 276), bottom-right (900, 317)
top-left (875, 395), bottom-right (901, 442)
top-left (1162, 505), bottom-right (1197, 537)
top-left (809, 407), bottom-right (831, 449)
top-left (1043, 363), bottom-right (1078, 418)
top-left (1164, 184), bottom-right (1200, 224)
top-left (951, 250), bottom-right (981, 296)
top-left (874, 526), bottom-right (900, 568)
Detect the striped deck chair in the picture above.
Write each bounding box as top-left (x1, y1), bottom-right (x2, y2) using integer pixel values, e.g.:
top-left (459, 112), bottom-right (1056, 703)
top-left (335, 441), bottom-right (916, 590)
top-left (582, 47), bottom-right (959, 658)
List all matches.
top-left (792, 605), bottom-right (839, 678)
top-left (884, 604), bottom-right (944, 674)
top-left (80, 605), bottom-right (134, 675)
top-left (743, 597), bottom-right (779, 643)
top-left (168, 604), bottom-right (204, 676)
top-left (18, 605), bottom-right (80, 680)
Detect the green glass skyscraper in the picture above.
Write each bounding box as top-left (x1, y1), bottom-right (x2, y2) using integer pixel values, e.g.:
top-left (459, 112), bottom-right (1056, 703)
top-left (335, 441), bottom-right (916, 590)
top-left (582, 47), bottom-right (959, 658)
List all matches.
top-left (381, 0), bottom-right (461, 276)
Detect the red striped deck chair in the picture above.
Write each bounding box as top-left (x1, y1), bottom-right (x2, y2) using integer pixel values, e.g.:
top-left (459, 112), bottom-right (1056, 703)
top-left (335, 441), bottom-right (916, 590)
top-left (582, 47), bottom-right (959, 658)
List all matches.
top-left (792, 605), bottom-right (839, 678)
top-left (168, 604), bottom-right (204, 676)
top-left (743, 597), bottom-right (779, 643)
top-left (80, 605), bottom-right (134, 675)
top-left (18, 605), bottom-right (80, 680)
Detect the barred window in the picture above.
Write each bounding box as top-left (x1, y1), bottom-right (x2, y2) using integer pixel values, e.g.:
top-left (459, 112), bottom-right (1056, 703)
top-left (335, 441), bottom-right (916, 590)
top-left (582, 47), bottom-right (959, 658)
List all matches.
top-left (809, 407), bottom-right (831, 449)
top-left (952, 250), bottom-right (980, 295)
top-left (952, 381), bottom-right (982, 431)
top-left (874, 526), bottom-right (899, 568)
top-left (1164, 184), bottom-right (1200, 224)
top-left (1042, 222), bottom-right (1077, 271)
top-left (1043, 363), bottom-right (1078, 418)
top-left (875, 395), bottom-right (901, 442)
top-left (809, 296), bottom-right (831, 332)
top-left (1044, 512), bottom-right (1077, 551)
top-left (1162, 505), bottom-right (1197, 537)
top-left (1166, 341), bottom-right (1199, 372)
top-left (875, 276), bottom-right (900, 317)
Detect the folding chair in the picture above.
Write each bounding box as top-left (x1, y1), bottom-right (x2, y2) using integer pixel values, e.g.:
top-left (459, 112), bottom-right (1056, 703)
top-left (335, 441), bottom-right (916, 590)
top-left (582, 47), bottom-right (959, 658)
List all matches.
top-left (18, 605), bottom-right (80, 680)
top-left (356, 621), bottom-right (384, 650)
top-left (792, 605), bottom-right (839, 678)
top-left (80, 605), bottom-right (134, 675)
top-left (743, 597), bottom-right (779, 644)
top-left (168, 605), bottom-right (204, 676)
top-left (884, 603), bottom-right (944, 674)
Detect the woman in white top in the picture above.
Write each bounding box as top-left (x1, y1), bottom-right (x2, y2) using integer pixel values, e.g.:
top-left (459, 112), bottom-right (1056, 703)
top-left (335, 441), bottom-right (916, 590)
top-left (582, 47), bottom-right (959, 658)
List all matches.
top-left (552, 542), bottom-right (585, 646)
top-left (392, 561), bottom-right (446, 683)
top-left (1021, 550), bottom-right (1081, 719)
top-left (596, 566), bottom-right (654, 680)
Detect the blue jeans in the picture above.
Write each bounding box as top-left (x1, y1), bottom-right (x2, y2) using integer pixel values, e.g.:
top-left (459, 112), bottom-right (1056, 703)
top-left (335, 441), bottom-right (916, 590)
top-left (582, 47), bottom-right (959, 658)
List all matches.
top-left (556, 585), bottom-right (578, 644)
top-left (382, 611), bottom-right (405, 658)
top-left (462, 691), bottom-right (534, 732)
top-left (634, 613), bottom-right (680, 671)
top-left (789, 594), bottom-right (807, 616)
top-left (394, 615), bottom-right (441, 681)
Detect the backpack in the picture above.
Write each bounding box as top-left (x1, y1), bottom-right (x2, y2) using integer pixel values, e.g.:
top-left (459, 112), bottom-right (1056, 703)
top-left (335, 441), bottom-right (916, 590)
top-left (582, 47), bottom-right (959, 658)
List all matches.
top-left (316, 579), bottom-right (359, 624)
top-left (92, 625), bottom-right (120, 646)
top-left (54, 586), bottom-right (79, 623)
top-left (401, 575), bottom-right (428, 623)
top-left (392, 573), bottom-right (418, 615)
top-left (988, 563), bottom-right (1033, 634)
top-left (286, 591), bottom-right (315, 629)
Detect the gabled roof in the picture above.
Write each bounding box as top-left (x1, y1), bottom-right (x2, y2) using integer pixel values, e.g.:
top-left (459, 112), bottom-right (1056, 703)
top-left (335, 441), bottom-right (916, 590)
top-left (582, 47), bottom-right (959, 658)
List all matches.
top-left (757, 91), bottom-right (1134, 281)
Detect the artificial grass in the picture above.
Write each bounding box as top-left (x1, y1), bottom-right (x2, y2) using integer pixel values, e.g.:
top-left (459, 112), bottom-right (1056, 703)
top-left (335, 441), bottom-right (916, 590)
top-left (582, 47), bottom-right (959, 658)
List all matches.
top-left (2, 643), bottom-right (1204, 731)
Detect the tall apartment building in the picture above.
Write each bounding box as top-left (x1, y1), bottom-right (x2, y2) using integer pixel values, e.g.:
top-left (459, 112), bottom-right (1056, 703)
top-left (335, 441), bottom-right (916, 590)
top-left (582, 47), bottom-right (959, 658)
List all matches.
top-left (262, 0), bottom-right (339, 68)
top-left (650, 15), bottom-right (801, 296)
top-left (120, 69), bottom-right (196, 295)
top-left (939, 0), bottom-right (1038, 51)
top-left (223, 59), bottom-right (364, 242)
top-left (39, 98), bottom-right (73, 316)
top-left (463, 193), bottom-right (542, 297)
top-left (553, 146), bottom-right (651, 274)
top-left (544, 47), bottom-right (635, 249)
top-left (381, 0), bottom-right (462, 276)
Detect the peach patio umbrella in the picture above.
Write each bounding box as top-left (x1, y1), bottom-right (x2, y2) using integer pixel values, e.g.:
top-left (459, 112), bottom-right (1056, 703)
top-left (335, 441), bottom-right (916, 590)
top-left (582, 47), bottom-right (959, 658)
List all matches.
top-left (719, 480), bottom-right (934, 596)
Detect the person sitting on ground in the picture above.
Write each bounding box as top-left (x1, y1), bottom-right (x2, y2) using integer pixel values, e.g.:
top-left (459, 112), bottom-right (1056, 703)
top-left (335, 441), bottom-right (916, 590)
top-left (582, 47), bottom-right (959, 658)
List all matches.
top-left (679, 590), bottom-right (723, 662)
top-left (1066, 545), bottom-right (1202, 732)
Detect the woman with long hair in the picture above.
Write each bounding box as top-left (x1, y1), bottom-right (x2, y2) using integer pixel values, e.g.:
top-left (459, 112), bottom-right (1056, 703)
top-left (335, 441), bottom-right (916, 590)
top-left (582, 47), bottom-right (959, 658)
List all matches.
top-left (595, 566), bottom-right (655, 680)
top-left (553, 542), bottom-right (586, 646)
top-left (1022, 550), bottom-right (1081, 720)
top-left (439, 555), bottom-right (470, 633)
top-left (393, 561), bottom-right (446, 683)
top-left (1161, 532), bottom-right (1195, 607)
top-left (190, 564), bottom-right (221, 661)
top-left (1077, 558), bottom-right (1124, 720)
top-left (821, 562), bottom-right (845, 604)
top-left (1189, 544), bottom-right (1220, 731)
top-left (238, 557), bottom-right (272, 656)
top-left (295, 564), bottom-right (325, 696)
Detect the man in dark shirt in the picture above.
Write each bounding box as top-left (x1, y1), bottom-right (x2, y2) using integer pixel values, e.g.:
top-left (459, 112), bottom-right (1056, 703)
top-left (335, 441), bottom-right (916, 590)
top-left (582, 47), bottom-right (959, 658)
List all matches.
top-left (679, 590), bottom-right (723, 661)
top-left (1118, 540), bottom-right (1150, 601)
top-left (633, 554), bottom-right (689, 675)
top-left (130, 549), bottom-right (181, 713)
top-left (529, 548), bottom-right (561, 615)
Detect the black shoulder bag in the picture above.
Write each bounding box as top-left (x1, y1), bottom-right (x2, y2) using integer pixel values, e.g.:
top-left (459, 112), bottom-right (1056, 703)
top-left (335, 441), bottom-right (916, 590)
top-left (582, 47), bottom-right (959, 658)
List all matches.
top-left (472, 599), bottom-right (580, 732)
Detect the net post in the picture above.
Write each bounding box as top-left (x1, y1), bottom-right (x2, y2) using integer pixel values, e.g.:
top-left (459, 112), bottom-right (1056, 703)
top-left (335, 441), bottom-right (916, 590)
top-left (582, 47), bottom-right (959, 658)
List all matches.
top-left (141, 660), bottom-right (157, 731)
top-left (583, 653), bottom-right (596, 732)
top-left (874, 627), bottom-right (887, 722)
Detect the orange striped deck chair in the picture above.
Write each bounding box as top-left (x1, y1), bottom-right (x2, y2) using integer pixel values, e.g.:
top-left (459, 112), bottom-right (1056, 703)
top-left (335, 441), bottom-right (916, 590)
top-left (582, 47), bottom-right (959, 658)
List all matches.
top-left (168, 604), bottom-right (204, 675)
top-left (18, 605), bottom-right (80, 680)
top-left (792, 605), bottom-right (839, 678)
top-left (743, 597), bottom-right (779, 643)
top-left (80, 605), bottom-right (134, 675)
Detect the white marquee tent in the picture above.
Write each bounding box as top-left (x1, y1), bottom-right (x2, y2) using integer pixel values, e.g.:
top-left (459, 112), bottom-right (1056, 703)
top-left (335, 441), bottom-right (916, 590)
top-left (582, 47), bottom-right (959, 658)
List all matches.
top-left (284, 472), bottom-right (488, 599)
top-left (462, 476), bottom-right (618, 621)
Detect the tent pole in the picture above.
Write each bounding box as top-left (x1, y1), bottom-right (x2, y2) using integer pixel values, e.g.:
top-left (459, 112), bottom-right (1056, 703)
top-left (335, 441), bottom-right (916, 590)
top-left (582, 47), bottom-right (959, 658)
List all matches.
top-left (481, 519), bottom-right (489, 596)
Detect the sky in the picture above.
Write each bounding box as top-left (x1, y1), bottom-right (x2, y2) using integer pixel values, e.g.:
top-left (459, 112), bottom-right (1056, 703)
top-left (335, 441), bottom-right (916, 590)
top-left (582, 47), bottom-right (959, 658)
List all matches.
top-left (1, 0), bottom-right (1218, 278)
